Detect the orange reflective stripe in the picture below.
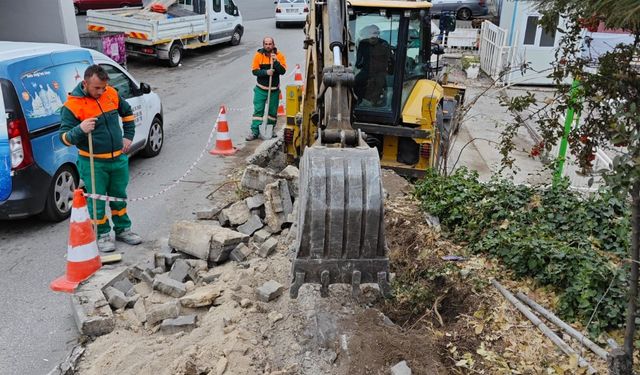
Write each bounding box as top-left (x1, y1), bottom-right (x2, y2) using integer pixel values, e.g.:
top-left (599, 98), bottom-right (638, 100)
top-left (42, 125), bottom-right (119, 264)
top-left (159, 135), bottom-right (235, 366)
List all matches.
top-left (93, 216), bottom-right (108, 225)
top-left (111, 208), bottom-right (127, 216)
top-left (78, 149), bottom-right (123, 159)
top-left (121, 115), bottom-right (135, 122)
top-left (61, 132), bottom-right (72, 146)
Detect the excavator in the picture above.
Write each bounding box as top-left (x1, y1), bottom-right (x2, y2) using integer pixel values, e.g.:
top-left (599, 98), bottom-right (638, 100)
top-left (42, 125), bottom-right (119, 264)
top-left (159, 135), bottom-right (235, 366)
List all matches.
top-left (286, 0), bottom-right (466, 298)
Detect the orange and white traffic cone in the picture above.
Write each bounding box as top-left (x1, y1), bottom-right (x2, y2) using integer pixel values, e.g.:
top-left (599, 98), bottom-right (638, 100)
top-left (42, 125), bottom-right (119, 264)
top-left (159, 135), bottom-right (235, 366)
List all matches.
top-left (294, 64), bottom-right (303, 86)
top-left (209, 106), bottom-right (237, 156)
top-left (50, 189), bottom-right (102, 293)
top-left (277, 91), bottom-right (285, 116)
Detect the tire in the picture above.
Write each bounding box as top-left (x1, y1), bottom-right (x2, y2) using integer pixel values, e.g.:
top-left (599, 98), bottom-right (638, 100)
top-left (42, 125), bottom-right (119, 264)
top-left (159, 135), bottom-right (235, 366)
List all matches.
top-left (167, 43), bottom-right (182, 67)
top-left (457, 7), bottom-right (472, 20)
top-left (40, 165), bottom-right (78, 222)
top-left (140, 117), bottom-right (164, 157)
top-left (230, 27), bottom-right (242, 46)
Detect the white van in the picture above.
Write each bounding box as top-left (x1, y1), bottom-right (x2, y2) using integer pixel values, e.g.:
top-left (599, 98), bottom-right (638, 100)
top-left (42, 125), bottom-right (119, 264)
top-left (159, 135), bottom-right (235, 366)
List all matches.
top-left (0, 42), bottom-right (163, 221)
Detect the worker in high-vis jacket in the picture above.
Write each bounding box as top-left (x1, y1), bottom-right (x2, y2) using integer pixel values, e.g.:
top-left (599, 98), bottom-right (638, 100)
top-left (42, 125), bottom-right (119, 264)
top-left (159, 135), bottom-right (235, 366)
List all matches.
top-left (59, 65), bottom-right (142, 253)
top-left (247, 36), bottom-right (287, 141)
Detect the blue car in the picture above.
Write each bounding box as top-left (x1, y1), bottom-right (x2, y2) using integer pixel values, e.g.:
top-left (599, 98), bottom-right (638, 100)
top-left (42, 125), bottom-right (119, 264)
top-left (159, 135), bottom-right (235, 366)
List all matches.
top-left (0, 42), bottom-right (163, 221)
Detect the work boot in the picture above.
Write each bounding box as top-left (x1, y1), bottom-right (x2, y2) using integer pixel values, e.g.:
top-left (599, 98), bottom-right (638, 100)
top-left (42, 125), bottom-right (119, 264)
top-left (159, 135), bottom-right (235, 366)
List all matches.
top-left (97, 233), bottom-right (116, 253)
top-left (116, 229), bottom-right (143, 245)
top-left (245, 133), bottom-right (259, 141)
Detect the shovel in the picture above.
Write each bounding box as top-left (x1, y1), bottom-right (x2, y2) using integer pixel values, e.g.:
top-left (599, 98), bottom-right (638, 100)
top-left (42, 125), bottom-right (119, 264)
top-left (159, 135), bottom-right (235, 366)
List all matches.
top-left (259, 54), bottom-right (275, 140)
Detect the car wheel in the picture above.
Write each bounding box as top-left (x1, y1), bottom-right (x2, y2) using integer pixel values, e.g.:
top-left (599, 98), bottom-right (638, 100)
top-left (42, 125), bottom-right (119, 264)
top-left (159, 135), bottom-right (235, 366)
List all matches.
top-left (167, 43), bottom-right (182, 67)
top-left (141, 117), bottom-right (164, 157)
top-left (457, 7), bottom-right (472, 20)
top-left (40, 165), bottom-right (78, 222)
top-left (230, 27), bottom-right (242, 46)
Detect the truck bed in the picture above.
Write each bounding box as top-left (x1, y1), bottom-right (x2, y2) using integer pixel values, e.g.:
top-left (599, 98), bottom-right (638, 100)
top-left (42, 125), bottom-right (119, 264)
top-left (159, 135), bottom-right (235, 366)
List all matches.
top-left (86, 7), bottom-right (207, 45)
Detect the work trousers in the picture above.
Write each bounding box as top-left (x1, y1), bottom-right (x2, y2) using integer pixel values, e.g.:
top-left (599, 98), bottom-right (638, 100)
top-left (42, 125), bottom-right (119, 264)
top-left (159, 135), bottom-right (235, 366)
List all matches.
top-left (251, 86), bottom-right (280, 136)
top-left (77, 154), bottom-right (131, 235)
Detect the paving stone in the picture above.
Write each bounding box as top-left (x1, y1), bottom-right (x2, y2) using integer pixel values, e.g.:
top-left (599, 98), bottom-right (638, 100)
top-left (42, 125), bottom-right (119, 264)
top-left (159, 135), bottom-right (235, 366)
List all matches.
top-left (169, 259), bottom-right (190, 283)
top-left (264, 180), bottom-right (293, 232)
top-left (195, 205), bottom-right (223, 220)
top-left (111, 278), bottom-right (134, 296)
top-left (163, 253), bottom-right (186, 267)
top-left (154, 253), bottom-right (167, 272)
top-left (185, 259), bottom-right (208, 271)
top-left (146, 301), bottom-right (180, 326)
top-left (70, 289), bottom-right (115, 337)
top-left (153, 274), bottom-right (187, 298)
top-left (180, 285), bottom-right (222, 308)
top-left (241, 165), bottom-right (278, 191)
top-left (258, 237), bottom-right (278, 258)
top-left (391, 360), bottom-right (412, 375)
top-left (237, 214), bottom-right (263, 236)
top-left (160, 315), bottom-right (198, 334)
top-left (128, 264), bottom-right (146, 281)
top-left (255, 280), bottom-right (284, 302)
top-left (253, 229), bottom-right (271, 244)
top-left (141, 269), bottom-right (155, 285)
top-left (103, 286), bottom-right (129, 310)
top-left (245, 194), bottom-right (265, 210)
top-left (230, 243), bottom-right (253, 262)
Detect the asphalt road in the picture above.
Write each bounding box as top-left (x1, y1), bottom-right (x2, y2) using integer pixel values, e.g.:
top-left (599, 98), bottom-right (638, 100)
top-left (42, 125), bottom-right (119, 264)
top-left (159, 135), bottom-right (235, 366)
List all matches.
top-left (0, 3), bottom-right (304, 374)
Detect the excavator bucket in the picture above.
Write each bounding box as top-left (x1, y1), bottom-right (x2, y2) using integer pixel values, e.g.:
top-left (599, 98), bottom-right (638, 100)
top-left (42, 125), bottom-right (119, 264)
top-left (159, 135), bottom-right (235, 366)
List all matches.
top-left (290, 145), bottom-right (391, 298)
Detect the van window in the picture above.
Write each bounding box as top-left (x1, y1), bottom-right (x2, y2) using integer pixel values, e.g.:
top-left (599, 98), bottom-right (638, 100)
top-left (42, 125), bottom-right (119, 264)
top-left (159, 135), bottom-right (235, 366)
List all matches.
top-left (212, 0), bottom-right (221, 12)
top-left (16, 61), bottom-right (90, 130)
top-left (100, 64), bottom-right (135, 99)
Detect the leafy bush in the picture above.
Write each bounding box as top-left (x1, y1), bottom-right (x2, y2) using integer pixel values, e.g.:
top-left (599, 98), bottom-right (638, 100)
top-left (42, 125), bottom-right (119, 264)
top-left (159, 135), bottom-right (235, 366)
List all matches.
top-left (414, 168), bottom-right (629, 336)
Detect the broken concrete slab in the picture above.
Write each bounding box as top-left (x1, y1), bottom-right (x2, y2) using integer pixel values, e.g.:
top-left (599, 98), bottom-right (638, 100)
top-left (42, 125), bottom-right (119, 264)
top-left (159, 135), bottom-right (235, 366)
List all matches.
top-left (103, 286), bottom-right (129, 310)
top-left (241, 165), bottom-right (279, 192)
top-left (253, 229), bottom-right (271, 244)
top-left (245, 194), bottom-right (265, 210)
top-left (256, 280), bottom-right (284, 302)
top-left (70, 289), bottom-right (115, 337)
top-left (160, 315), bottom-right (197, 334)
top-left (195, 204), bottom-right (223, 220)
top-left (264, 179), bottom-right (293, 232)
top-left (237, 214), bottom-right (263, 236)
top-left (258, 237), bottom-right (278, 258)
top-left (230, 243), bottom-right (253, 262)
top-left (133, 299), bottom-right (146, 323)
top-left (180, 285), bottom-right (222, 308)
top-left (219, 200), bottom-right (251, 226)
top-left (169, 220), bottom-right (248, 262)
top-left (279, 165), bottom-right (299, 198)
top-left (146, 301), bottom-right (180, 326)
top-left (111, 278), bottom-right (134, 296)
top-left (391, 360), bottom-right (412, 375)
top-left (153, 274), bottom-right (187, 298)
top-left (169, 259), bottom-right (190, 283)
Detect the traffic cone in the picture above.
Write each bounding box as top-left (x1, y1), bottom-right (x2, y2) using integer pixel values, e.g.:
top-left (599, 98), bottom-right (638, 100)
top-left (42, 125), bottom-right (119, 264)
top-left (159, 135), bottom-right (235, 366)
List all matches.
top-left (277, 91), bottom-right (285, 116)
top-left (50, 189), bottom-right (102, 293)
top-left (294, 64), bottom-right (304, 86)
top-left (209, 106), bottom-right (237, 155)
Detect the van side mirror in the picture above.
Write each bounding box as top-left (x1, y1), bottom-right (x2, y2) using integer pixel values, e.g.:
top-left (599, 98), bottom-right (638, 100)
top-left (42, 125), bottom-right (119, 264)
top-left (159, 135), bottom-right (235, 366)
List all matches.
top-left (140, 82), bottom-right (151, 94)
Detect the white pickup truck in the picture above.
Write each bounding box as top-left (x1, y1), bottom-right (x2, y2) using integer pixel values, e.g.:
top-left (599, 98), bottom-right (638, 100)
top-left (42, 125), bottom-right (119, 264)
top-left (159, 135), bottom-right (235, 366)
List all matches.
top-left (86, 0), bottom-right (244, 67)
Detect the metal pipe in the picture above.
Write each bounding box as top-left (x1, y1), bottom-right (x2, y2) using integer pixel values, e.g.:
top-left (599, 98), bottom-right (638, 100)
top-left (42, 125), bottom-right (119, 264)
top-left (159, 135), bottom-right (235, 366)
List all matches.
top-left (333, 46), bottom-right (342, 66)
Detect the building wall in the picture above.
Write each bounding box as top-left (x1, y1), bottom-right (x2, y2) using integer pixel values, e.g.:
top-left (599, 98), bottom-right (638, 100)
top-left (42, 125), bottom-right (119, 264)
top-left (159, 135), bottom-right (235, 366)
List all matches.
top-left (0, 0), bottom-right (79, 46)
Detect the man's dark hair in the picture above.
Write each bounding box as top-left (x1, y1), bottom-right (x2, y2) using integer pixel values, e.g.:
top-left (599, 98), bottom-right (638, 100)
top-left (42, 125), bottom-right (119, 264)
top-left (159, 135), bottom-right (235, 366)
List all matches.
top-left (84, 65), bottom-right (109, 81)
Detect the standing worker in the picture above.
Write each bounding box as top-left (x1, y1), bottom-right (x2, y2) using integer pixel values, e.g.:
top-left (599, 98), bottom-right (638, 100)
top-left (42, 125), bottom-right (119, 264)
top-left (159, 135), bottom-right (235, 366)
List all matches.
top-left (247, 36), bottom-right (287, 141)
top-left (59, 65), bottom-right (142, 252)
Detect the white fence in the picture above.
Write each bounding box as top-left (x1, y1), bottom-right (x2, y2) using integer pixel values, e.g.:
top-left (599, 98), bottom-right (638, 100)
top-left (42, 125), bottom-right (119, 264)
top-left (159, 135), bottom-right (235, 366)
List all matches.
top-left (479, 21), bottom-right (511, 81)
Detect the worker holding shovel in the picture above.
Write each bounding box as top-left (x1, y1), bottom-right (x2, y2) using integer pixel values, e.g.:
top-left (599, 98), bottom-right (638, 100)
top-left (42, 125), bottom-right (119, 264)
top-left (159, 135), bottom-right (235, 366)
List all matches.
top-left (59, 65), bottom-right (142, 252)
top-left (248, 37), bottom-right (287, 141)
